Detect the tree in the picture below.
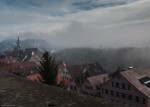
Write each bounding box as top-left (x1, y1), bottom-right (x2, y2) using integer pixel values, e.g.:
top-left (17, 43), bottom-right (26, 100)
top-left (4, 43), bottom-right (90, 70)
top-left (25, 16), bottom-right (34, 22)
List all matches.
top-left (38, 51), bottom-right (58, 86)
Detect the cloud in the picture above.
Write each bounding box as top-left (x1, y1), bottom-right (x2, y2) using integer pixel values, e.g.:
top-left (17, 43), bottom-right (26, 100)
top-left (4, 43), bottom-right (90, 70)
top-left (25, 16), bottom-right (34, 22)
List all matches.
top-left (0, 0), bottom-right (150, 48)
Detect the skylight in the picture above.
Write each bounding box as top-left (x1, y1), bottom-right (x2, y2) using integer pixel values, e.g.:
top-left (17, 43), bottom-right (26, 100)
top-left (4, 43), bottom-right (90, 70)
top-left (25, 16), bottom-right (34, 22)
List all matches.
top-left (139, 76), bottom-right (150, 88)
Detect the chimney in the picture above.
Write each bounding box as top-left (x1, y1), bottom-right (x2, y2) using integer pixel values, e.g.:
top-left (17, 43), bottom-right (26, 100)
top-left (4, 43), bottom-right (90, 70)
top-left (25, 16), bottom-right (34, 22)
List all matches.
top-left (129, 66), bottom-right (133, 69)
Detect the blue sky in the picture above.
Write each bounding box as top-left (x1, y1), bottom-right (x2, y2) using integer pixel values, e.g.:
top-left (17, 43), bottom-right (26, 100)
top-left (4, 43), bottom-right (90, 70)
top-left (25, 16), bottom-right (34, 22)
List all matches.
top-left (0, 0), bottom-right (150, 48)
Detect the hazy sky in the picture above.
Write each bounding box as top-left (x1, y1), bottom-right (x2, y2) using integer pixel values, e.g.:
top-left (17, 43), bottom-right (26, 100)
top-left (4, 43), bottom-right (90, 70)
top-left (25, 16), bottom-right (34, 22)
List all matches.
top-left (0, 0), bottom-right (150, 48)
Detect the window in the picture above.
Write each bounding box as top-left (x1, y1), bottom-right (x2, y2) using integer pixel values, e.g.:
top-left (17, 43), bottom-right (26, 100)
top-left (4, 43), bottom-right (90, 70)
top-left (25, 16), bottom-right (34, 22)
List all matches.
top-left (129, 95), bottom-right (132, 101)
top-left (110, 90), bottom-right (114, 96)
top-left (139, 98), bottom-right (143, 103)
top-left (121, 93), bottom-right (125, 99)
top-left (127, 84), bottom-right (130, 90)
top-left (139, 98), bottom-right (145, 104)
top-left (105, 89), bottom-right (108, 94)
top-left (125, 94), bottom-right (128, 99)
top-left (74, 86), bottom-right (77, 91)
top-left (128, 85), bottom-right (130, 90)
top-left (112, 82), bottom-right (114, 87)
top-left (133, 96), bottom-right (136, 102)
top-left (116, 92), bottom-right (119, 97)
top-left (96, 85), bottom-right (101, 90)
top-left (136, 96), bottom-right (140, 102)
top-left (121, 83), bottom-right (125, 89)
top-left (102, 88), bottom-right (104, 93)
top-left (119, 93), bottom-right (122, 97)
top-left (70, 85), bottom-right (73, 90)
top-left (85, 86), bottom-right (93, 90)
top-left (142, 98), bottom-right (145, 104)
top-left (116, 82), bottom-right (119, 88)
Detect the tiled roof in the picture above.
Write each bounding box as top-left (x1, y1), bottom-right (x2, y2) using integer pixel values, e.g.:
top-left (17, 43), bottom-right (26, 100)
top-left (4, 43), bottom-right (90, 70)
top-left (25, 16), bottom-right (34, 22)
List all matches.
top-left (87, 74), bottom-right (109, 88)
top-left (67, 63), bottom-right (106, 85)
top-left (0, 58), bottom-right (19, 64)
top-left (120, 67), bottom-right (150, 98)
top-left (13, 61), bottom-right (38, 76)
top-left (0, 48), bottom-right (42, 61)
top-left (67, 65), bottom-right (84, 86)
top-left (0, 60), bottom-right (38, 76)
top-left (26, 73), bottom-right (43, 82)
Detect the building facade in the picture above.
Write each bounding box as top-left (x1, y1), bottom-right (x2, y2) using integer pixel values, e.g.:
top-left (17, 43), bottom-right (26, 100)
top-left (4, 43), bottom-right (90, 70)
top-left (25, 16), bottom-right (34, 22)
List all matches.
top-left (82, 73), bottom-right (109, 97)
top-left (101, 68), bottom-right (150, 107)
top-left (67, 63), bottom-right (109, 94)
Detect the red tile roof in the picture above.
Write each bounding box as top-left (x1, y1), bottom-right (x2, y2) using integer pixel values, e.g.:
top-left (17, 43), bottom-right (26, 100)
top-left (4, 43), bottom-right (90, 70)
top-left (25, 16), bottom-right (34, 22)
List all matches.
top-left (67, 63), bottom-right (106, 85)
top-left (26, 73), bottom-right (43, 82)
top-left (0, 48), bottom-right (42, 61)
top-left (0, 60), bottom-right (38, 76)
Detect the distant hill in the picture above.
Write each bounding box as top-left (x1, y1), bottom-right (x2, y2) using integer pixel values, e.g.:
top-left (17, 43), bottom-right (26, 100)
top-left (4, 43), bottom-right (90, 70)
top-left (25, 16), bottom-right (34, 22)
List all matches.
top-left (58, 47), bottom-right (150, 72)
top-left (0, 38), bottom-right (56, 51)
top-left (0, 39), bottom-right (16, 51)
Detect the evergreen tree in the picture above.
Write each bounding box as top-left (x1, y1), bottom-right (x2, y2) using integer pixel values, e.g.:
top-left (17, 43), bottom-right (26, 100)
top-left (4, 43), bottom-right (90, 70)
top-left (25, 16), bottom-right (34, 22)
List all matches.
top-left (38, 51), bottom-right (58, 86)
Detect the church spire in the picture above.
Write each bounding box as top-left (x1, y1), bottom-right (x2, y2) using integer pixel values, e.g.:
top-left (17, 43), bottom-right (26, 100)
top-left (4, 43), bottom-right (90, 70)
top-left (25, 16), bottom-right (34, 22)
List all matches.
top-left (14, 37), bottom-right (21, 50)
top-left (16, 36), bottom-right (21, 49)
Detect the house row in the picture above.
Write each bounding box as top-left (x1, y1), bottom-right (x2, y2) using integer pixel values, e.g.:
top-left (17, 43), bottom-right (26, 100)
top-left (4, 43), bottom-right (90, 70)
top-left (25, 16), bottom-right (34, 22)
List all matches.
top-left (58, 64), bottom-right (150, 107)
top-left (0, 48), bottom-right (42, 64)
top-left (1, 54), bottom-right (150, 107)
top-left (0, 58), bottom-right (38, 76)
top-left (58, 63), bottom-right (110, 96)
top-left (0, 38), bottom-right (42, 78)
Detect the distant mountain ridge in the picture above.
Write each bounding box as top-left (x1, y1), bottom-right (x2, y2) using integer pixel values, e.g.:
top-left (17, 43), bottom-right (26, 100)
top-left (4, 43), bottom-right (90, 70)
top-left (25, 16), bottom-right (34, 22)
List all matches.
top-left (0, 39), bottom-right (16, 51)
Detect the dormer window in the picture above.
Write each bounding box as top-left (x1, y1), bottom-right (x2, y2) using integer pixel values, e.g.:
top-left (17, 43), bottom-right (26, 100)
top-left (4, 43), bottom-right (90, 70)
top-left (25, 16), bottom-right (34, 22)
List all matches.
top-left (139, 76), bottom-right (150, 88)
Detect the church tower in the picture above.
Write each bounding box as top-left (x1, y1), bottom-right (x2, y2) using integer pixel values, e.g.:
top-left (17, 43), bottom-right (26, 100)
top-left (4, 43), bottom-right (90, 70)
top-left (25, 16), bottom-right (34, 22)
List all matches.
top-left (16, 37), bottom-right (21, 49)
top-left (14, 37), bottom-right (21, 50)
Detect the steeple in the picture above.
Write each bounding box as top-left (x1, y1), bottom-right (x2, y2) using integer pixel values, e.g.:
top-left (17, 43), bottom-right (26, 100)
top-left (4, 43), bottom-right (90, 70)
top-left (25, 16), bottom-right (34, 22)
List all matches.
top-left (16, 37), bottom-right (21, 49)
top-left (14, 37), bottom-right (21, 50)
